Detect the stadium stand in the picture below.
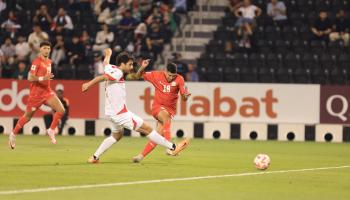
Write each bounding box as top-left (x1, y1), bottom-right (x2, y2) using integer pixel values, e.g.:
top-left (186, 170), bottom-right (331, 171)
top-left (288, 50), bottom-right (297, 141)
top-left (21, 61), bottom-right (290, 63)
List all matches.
top-left (1, 0), bottom-right (350, 84)
top-left (0, 0), bottom-right (193, 80)
top-left (197, 0), bottom-right (350, 84)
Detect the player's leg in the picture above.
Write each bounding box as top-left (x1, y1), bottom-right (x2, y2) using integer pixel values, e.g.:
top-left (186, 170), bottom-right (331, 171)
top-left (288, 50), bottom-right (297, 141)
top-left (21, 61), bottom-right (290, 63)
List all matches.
top-left (45, 94), bottom-right (65, 144)
top-left (135, 110), bottom-right (172, 161)
top-left (133, 122), bottom-right (163, 162)
top-left (88, 126), bottom-right (124, 164)
top-left (136, 121), bottom-right (189, 156)
top-left (9, 109), bottom-right (36, 149)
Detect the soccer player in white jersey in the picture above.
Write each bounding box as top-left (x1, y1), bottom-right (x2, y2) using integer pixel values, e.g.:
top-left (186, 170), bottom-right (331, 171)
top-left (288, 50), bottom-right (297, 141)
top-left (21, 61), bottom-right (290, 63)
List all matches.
top-left (82, 48), bottom-right (189, 163)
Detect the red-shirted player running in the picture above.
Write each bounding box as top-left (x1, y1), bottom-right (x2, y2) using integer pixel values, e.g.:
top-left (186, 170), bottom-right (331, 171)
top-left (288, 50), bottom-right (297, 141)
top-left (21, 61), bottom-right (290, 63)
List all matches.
top-left (8, 41), bottom-right (65, 149)
top-left (132, 62), bottom-right (191, 162)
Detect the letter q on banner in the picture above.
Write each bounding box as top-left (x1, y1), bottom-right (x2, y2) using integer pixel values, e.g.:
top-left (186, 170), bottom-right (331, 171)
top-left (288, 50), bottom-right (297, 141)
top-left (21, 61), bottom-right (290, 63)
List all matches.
top-left (320, 86), bottom-right (350, 124)
top-left (326, 95), bottom-right (348, 121)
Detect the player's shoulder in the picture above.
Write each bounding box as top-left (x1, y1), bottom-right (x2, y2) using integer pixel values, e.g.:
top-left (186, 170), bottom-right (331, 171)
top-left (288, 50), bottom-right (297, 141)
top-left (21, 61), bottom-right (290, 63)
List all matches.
top-left (176, 74), bottom-right (185, 82)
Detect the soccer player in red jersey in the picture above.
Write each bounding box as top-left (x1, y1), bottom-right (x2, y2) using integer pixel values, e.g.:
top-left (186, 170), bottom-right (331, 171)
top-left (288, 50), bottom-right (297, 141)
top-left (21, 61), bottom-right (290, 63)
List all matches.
top-left (8, 41), bottom-right (66, 149)
top-left (132, 62), bottom-right (191, 162)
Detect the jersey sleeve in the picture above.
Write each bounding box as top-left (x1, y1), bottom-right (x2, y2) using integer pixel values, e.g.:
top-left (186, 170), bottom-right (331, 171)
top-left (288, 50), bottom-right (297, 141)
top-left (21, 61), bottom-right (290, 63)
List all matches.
top-left (104, 64), bottom-right (123, 81)
top-left (178, 76), bottom-right (187, 95)
top-left (29, 60), bottom-right (40, 76)
top-left (143, 71), bottom-right (155, 83)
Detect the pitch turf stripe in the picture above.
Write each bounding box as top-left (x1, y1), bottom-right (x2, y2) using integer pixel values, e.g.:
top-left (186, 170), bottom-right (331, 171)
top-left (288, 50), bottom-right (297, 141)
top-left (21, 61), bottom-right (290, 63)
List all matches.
top-left (1, 165), bottom-right (349, 195)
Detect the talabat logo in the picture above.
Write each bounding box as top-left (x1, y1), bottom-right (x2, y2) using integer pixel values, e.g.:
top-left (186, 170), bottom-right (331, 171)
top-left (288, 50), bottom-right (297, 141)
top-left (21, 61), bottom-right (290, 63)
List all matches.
top-left (0, 81), bottom-right (63, 113)
top-left (140, 87), bottom-right (278, 118)
top-left (0, 81), bottom-right (29, 111)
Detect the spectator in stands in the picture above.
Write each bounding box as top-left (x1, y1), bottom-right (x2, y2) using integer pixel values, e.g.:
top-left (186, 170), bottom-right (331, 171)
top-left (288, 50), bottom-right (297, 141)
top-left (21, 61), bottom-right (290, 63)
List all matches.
top-left (51, 35), bottom-right (66, 66)
top-left (0, 0), bottom-right (6, 15)
top-left (28, 24), bottom-right (49, 61)
top-left (234, 0), bottom-right (261, 50)
top-left (171, 52), bottom-right (188, 78)
top-left (15, 35), bottom-right (30, 61)
top-left (0, 55), bottom-right (15, 78)
top-left (80, 30), bottom-right (94, 51)
top-left (92, 24), bottom-right (114, 52)
top-left (329, 9), bottom-right (350, 46)
top-left (118, 9), bottom-right (139, 42)
top-left (146, 23), bottom-right (165, 63)
top-left (52, 8), bottom-right (74, 34)
top-left (234, 0), bottom-right (262, 28)
top-left (228, 0), bottom-right (243, 14)
top-left (12, 61), bottom-right (28, 80)
top-left (0, 49), bottom-right (4, 76)
top-left (267, 0), bottom-right (287, 27)
top-left (134, 23), bottom-right (148, 56)
top-left (66, 35), bottom-right (85, 66)
top-left (92, 52), bottom-right (104, 76)
top-left (1, 11), bottom-right (21, 42)
top-left (146, 6), bottom-right (164, 25)
top-left (33, 4), bottom-right (53, 33)
top-left (311, 10), bottom-right (332, 42)
top-left (43, 89), bottom-right (69, 135)
top-left (1, 37), bottom-right (16, 59)
top-left (186, 64), bottom-right (199, 82)
top-left (172, 0), bottom-right (188, 32)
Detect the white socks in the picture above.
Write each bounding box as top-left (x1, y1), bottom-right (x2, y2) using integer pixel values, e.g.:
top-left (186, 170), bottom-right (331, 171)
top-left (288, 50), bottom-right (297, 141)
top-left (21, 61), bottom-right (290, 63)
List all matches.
top-left (147, 130), bottom-right (174, 150)
top-left (94, 136), bottom-right (117, 158)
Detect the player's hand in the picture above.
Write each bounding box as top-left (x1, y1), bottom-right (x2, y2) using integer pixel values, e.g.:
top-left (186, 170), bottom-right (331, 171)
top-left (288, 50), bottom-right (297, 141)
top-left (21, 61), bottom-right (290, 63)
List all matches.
top-left (104, 48), bottom-right (112, 57)
top-left (82, 83), bottom-right (89, 92)
top-left (44, 73), bottom-right (54, 80)
top-left (141, 59), bottom-right (150, 68)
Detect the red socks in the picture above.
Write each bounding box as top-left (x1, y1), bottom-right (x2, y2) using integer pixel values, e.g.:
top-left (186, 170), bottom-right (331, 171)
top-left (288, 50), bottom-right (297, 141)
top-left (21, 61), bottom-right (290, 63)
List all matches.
top-left (13, 116), bottom-right (29, 135)
top-left (141, 121), bottom-right (171, 157)
top-left (50, 112), bottom-right (64, 130)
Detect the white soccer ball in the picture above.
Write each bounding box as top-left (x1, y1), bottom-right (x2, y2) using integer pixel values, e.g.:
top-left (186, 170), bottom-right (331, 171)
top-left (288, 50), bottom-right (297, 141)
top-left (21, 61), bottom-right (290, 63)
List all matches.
top-left (254, 154), bottom-right (271, 170)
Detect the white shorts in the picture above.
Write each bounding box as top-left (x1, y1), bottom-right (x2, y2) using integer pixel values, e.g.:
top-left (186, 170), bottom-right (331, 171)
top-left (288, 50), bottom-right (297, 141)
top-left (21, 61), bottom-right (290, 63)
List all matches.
top-left (108, 111), bottom-right (144, 133)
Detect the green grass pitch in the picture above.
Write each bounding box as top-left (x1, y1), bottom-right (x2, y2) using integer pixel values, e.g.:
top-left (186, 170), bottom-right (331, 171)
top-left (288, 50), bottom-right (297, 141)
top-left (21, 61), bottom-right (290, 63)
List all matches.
top-left (0, 135), bottom-right (349, 200)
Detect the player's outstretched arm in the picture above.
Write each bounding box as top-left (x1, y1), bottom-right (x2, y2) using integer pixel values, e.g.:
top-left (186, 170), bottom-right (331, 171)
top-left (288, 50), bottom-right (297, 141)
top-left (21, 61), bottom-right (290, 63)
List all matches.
top-left (82, 75), bottom-right (108, 92)
top-left (28, 72), bottom-right (54, 82)
top-left (135, 59), bottom-right (150, 79)
top-left (103, 48), bottom-right (112, 66)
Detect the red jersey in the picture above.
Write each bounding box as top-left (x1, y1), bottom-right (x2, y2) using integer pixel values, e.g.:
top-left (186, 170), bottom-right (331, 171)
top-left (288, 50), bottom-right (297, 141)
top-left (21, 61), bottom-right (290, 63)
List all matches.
top-left (143, 71), bottom-right (187, 114)
top-left (29, 56), bottom-right (53, 97)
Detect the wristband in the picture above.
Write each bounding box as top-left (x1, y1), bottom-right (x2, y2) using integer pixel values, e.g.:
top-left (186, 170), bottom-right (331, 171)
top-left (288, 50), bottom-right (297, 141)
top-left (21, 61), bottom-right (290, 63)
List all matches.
top-left (38, 77), bottom-right (44, 81)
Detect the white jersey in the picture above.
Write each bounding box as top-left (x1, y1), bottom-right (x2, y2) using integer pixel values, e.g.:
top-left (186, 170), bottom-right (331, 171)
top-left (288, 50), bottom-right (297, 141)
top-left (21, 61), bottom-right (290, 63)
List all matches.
top-left (104, 64), bottom-right (127, 116)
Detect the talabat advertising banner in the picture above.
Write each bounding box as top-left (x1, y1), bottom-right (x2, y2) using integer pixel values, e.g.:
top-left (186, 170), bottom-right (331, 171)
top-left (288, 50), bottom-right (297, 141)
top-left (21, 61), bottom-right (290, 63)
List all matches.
top-left (320, 86), bottom-right (350, 124)
top-left (99, 82), bottom-right (320, 123)
top-left (0, 79), bottom-right (99, 118)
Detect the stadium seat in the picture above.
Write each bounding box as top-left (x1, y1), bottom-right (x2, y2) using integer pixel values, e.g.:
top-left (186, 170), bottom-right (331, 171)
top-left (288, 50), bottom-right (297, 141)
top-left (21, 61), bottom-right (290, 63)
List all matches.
top-left (330, 67), bottom-right (348, 84)
top-left (223, 66), bottom-right (240, 82)
top-left (284, 53), bottom-right (301, 68)
top-left (276, 67), bottom-right (294, 83)
top-left (258, 66), bottom-right (276, 83)
top-left (294, 67), bottom-right (311, 83)
top-left (206, 66), bottom-right (224, 82)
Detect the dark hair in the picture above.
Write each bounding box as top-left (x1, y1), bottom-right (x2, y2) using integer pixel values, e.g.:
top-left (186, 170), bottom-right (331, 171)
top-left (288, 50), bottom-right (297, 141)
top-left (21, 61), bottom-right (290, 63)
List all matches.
top-left (166, 63), bottom-right (177, 73)
top-left (116, 51), bottom-right (133, 66)
top-left (40, 41), bottom-right (51, 47)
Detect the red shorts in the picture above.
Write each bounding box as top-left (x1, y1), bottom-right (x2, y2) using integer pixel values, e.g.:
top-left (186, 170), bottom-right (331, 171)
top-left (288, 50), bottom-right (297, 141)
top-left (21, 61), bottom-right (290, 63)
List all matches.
top-left (26, 92), bottom-right (55, 112)
top-left (152, 105), bottom-right (175, 120)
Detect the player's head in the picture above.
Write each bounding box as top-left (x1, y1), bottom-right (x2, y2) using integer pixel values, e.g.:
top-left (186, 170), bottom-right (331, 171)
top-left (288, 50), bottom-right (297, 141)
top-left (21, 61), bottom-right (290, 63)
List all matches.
top-left (165, 63), bottom-right (177, 82)
top-left (39, 41), bottom-right (51, 58)
top-left (116, 51), bottom-right (134, 73)
top-left (56, 89), bottom-right (64, 99)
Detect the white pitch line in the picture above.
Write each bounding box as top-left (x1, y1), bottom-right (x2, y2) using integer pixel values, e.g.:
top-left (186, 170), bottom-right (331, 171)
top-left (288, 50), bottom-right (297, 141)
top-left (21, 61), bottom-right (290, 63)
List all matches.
top-left (1, 165), bottom-right (349, 195)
